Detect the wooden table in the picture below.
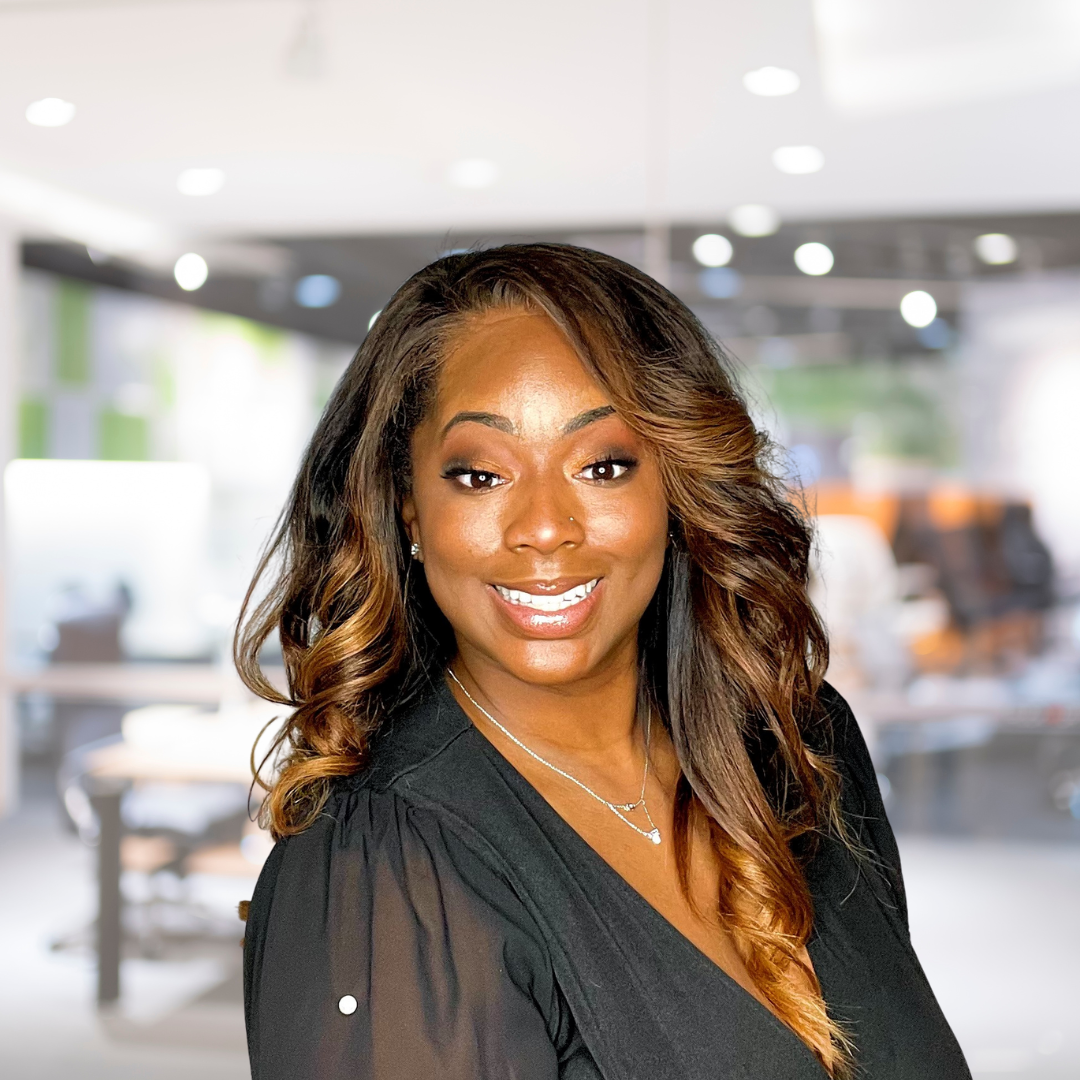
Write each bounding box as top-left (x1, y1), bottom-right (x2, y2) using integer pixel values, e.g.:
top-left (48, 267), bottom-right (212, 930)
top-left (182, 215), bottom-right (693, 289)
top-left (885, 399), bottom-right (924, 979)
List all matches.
top-left (8, 662), bottom-right (286, 1002)
top-left (8, 662), bottom-right (286, 703)
top-left (83, 720), bottom-right (268, 1005)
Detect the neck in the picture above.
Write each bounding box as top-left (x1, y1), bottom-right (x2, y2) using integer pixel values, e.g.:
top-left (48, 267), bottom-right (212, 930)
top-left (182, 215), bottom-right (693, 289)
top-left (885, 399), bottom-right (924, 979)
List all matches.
top-left (449, 640), bottom-right (641, 759)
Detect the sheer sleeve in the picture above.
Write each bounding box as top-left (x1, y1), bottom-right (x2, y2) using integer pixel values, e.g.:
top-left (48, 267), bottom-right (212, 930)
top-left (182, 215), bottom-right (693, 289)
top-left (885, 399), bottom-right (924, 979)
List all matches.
top-left (244, 785), bottom-right (563, 1080)
top-left (818, 682), bottom-right (909, 933)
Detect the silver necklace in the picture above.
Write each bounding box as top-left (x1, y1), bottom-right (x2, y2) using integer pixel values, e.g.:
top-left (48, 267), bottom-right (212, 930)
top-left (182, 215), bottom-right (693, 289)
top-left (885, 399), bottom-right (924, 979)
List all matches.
top-left (447, 667), bottom-right (662, 845)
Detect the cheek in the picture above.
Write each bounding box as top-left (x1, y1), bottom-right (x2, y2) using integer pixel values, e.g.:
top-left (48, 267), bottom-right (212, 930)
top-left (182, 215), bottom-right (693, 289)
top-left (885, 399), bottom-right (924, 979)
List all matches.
top-left (588, 484), bottom-right (669, 571)
top-left (594, 502), bottom-right (666, 547)
top-left (415, 484), bottom-right (502, 584)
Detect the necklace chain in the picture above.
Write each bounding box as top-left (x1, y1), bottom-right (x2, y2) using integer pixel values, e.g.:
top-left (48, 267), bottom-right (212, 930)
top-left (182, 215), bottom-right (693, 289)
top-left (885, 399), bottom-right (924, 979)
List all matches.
top-left (447, 667), bottom-right (662, 845)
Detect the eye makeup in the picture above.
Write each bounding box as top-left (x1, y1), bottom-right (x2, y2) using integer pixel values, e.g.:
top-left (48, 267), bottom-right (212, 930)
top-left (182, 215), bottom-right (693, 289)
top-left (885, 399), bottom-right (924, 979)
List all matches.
top-left (439, 459), bottom-right (507, 492)
top-left (439, 457), bottom-right (482, 479)
top-left (578, 456), bottom-right (638, 483)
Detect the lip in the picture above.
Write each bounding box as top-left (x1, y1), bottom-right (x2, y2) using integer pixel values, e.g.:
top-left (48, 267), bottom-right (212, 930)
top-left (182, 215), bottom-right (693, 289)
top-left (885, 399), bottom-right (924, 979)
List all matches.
top-left (488, 577), bottom-right (604, 639)
top-left (491, 576), bottom-right (598, 594)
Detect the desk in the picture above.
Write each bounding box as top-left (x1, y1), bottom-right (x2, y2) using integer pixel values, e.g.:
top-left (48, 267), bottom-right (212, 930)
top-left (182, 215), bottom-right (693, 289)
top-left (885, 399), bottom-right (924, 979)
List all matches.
top-left (9, 662), bottom-right (287, 703)
top-left (843, 687), bottom-right (1080, 729)
top-left (84, 707), bottom-right (274, 1005)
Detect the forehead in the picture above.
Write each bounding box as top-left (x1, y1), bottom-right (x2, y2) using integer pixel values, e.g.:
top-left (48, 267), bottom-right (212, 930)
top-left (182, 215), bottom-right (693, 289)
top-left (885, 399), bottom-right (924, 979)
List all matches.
top-left (432, 308), bottom-right (611, 423)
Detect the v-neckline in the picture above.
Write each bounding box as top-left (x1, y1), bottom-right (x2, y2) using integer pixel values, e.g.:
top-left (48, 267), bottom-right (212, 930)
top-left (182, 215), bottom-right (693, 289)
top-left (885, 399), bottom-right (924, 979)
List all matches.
top-left (439, 679), bottom-right (831, 1076)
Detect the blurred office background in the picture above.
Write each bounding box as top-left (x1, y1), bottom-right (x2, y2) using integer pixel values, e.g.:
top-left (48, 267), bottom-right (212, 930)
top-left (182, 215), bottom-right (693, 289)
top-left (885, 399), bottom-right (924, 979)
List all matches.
top-left (2, 1), bottom-right (1080, 1077)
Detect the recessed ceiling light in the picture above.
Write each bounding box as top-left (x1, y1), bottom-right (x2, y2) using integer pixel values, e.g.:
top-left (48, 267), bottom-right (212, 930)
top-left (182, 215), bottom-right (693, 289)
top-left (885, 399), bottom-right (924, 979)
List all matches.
top-left (794, 242), bottom-right (834, 276)
top-left (26, 98), bottom-right (76, 127)
top-left (743, 67), bottom-right (800, 96)
top-left (772, 145), bottom-right (824, 175)
top-left (447, 159), bottom-right (500, 189)
top-left (177, 168), bottom-right (225, 197)
top-left (973, 233), bottom-right (1018, 265)
top-left (174, 253), bottom-right (208, 291)
top-left (294, 274), bottom-right (341, 308)
top-left (729, 204), bottom-right (780, 237)
top-left (691, 233), bottom-right (733, 268)
top-left (900, 290), bottom-right (937, 328)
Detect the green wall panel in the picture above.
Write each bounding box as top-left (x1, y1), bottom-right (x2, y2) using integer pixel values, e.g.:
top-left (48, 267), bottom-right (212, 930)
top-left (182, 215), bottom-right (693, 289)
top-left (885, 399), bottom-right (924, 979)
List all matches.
top-left (55, 280), bottom-right (92, 385)
top-left (18, 397), bottom-right (48, 458)
top-left (99, 409), bottom-right (149, 461)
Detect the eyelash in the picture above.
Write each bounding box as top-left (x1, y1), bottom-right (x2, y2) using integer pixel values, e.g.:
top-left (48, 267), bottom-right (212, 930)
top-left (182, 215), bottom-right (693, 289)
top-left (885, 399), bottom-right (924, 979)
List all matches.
top-left (441, 456), bottom-right (638, 491)
top-left (579, 457), bottom-right (637, 483)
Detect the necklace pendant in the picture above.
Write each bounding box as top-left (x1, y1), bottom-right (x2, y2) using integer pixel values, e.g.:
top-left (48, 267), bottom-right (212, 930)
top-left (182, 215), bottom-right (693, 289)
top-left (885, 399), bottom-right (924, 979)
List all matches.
top-left (647, 829), bottom-right (662, 845)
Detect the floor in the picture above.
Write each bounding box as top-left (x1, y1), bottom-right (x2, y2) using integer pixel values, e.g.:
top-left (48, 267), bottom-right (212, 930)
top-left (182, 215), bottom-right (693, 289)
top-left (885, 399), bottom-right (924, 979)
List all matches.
top-left (2, 755), bottom-right (1079, 1079)
top-left (901, 839), bottom-right (1080, 1077)
top-left (0, 771), bottom-right (249, 1080)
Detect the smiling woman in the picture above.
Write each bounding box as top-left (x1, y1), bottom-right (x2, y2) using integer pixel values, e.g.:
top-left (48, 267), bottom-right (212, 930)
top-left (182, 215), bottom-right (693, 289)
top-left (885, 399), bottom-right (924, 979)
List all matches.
top-left (402, 309), bottom-right (668, 679)
top-left (236, 244), bottom-right (971, 1080)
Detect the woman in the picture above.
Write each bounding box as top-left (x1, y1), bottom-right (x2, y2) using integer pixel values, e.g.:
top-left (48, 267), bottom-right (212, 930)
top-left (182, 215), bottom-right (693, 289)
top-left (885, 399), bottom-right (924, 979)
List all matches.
top-left (238, 244), bottom-right (970, 1079)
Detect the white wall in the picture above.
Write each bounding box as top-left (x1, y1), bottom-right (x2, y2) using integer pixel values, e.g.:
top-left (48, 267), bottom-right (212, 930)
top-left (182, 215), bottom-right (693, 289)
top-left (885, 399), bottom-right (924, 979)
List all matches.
top-left (0, 225), bottom-right (20, 815)
top-left (959, 272), bottom-right (1080, 589)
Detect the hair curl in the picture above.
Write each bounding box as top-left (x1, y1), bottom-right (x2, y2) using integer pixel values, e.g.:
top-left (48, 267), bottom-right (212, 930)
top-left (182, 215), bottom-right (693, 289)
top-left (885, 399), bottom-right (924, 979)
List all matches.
top-left (236, 243), bottom-right (851, 1075)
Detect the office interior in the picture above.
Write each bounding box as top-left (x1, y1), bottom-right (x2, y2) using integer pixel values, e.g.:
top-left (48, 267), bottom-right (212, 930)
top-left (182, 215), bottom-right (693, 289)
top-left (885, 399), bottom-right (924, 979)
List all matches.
top-left (1, 2), bottom-right (1079, 1078)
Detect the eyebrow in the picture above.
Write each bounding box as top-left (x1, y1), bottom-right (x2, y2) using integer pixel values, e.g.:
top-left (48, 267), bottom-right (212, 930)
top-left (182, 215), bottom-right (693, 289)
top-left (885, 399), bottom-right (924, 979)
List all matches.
top-left (440, 411), bottom-right (516, 437)
top-left (440, 405), bottom-right (616, 439)
top-left (562, 405), bottom-right (616, 434)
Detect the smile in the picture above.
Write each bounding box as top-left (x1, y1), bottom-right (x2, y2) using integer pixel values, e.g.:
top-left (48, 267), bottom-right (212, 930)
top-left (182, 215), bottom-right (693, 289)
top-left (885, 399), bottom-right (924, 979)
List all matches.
top-left (493, 579), bottom-right (599, 612)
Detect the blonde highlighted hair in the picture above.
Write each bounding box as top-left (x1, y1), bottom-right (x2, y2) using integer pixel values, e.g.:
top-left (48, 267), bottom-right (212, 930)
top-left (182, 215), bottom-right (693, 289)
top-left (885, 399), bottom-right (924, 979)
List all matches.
top-left (237, 243), bottom-right (852, 1075)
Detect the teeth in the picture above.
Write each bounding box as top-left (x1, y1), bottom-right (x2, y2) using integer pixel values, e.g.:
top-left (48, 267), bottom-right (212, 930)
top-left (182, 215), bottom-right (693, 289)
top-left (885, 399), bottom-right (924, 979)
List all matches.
top-left (496, 579), bottom-right (598, 612)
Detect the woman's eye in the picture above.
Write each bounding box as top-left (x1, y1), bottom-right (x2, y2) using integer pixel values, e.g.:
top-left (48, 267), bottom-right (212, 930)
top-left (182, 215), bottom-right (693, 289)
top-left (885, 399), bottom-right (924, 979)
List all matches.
top-left (445, 469), bottom-right (505, 491)
top-left (580, 459), bottom-right (635, 483)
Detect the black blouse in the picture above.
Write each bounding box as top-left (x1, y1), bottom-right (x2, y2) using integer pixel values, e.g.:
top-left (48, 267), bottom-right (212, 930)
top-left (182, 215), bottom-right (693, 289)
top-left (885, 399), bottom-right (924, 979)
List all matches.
top-left (243, 677), bottom-right (971, 1079)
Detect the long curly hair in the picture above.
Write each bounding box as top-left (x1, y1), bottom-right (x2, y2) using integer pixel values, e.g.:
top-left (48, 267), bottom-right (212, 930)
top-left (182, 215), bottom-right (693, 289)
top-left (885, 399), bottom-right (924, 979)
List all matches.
top-left (236, 243), bottom-right (852, 1075)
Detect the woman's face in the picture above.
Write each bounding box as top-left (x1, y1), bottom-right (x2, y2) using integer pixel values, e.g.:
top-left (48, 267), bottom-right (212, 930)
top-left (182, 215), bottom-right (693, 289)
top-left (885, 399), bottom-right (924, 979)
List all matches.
top-left (401, 308), bottom-right (669, 688)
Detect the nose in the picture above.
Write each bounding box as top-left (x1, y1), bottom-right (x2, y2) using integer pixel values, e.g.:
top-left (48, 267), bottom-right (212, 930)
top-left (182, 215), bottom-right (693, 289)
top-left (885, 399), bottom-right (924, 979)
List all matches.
top-left (502, 480), bottom-right (585, 555)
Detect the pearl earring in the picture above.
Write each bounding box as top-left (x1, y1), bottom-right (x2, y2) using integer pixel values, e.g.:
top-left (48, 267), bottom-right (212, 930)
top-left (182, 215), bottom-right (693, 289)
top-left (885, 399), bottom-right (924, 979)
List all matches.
top-left (410, 541), bottom-right (421, 558)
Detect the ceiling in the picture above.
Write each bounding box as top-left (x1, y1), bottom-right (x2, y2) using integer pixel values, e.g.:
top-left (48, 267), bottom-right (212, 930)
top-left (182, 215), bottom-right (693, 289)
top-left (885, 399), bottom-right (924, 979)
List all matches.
top-left (29, 209), bottom-right (1080, 359)
top-left (2, 0), bottom-right (1080, 259)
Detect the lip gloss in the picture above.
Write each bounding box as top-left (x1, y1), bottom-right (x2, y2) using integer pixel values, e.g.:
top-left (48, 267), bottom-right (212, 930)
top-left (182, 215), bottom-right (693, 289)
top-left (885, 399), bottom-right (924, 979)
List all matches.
top-left (488, 579), bottom-right (604, 639)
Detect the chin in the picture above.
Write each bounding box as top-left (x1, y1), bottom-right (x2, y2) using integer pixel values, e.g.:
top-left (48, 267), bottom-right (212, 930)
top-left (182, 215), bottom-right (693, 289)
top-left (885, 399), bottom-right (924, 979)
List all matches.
top-left (489, 636), bottom-right (625, 688)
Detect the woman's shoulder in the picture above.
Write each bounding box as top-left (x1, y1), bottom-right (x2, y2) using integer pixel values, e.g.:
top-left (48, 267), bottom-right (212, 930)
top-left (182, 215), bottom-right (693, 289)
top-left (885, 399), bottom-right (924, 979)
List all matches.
top-left (255, 764), bottom-right (532, 944)
top-left (812, 681), bottom-right (884, 819)
top-left (250, 671), bottom-right (552, 951)
top-left (253, 675), bottom-right (543, 934)
top-left (255, 779), bottom-right (519, 922)
top-left (810, 681), bottom-right (909, 929)
top-left (815, 682), bottom-right (873, 773)
top-left (245, 774), bottom-right (566, 1079)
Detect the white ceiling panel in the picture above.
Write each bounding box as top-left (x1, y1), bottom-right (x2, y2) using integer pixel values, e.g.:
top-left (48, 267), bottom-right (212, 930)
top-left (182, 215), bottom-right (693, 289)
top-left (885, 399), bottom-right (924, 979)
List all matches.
top-left (814, 0), bottom-right (1080, 115)
top-left (0, 0), bottom-right (1078, 250)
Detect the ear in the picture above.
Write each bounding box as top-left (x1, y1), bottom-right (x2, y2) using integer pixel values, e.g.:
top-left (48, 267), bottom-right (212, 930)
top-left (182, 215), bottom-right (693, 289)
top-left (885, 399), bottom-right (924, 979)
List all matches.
top-left (400, 494), bottom-right (418, 543)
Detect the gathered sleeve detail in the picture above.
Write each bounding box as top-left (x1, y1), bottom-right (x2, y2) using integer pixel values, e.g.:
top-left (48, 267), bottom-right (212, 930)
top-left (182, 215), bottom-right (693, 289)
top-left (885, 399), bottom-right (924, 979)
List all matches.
top-left (244, 784), bottom-right (565, 1080)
